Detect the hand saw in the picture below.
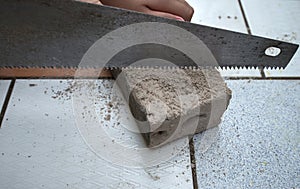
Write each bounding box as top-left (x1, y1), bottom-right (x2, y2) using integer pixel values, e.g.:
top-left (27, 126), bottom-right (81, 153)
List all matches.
top-left (0, 0), bottom-right (298, 78)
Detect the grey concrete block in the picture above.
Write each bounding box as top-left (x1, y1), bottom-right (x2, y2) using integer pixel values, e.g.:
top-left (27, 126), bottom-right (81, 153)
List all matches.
top-left (112, 68), bottom-right (231, 147)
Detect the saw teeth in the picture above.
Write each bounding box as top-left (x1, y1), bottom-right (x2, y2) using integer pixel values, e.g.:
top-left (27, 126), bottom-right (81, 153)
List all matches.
top-left (0, 65), bottom-right (286, 70)
top-left (114, 65), bottom-right (286, 71)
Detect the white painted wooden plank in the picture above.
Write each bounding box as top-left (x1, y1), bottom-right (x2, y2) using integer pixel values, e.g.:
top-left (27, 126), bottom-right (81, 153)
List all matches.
top-left (0, 80), bottom-right (10, 109)
top-left (0, 79), bottom-right (193, 188)
top-left (186, 0), bottom-right (261, 77)
top-left (241, 0), bottom-right (300, 77)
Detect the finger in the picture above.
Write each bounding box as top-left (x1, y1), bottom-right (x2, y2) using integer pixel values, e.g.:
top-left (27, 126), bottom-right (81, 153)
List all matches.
top-left (146, 10), bottom-right (185, 21)
top-left (78, 0), bottom-right (102, 5)
top-left (146, 0), bottom-right (194, 21)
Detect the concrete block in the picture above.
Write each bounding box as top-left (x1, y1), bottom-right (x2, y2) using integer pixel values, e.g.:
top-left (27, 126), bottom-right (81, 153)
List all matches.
top-left (112, 68), bottom-right (231, 147)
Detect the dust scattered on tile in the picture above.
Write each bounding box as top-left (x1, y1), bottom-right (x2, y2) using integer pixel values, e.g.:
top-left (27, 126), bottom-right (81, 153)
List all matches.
top-left (0, 79), bottom-right (194, 188)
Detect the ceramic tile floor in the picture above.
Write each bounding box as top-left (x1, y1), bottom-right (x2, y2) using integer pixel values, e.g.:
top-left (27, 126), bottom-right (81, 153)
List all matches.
top-left (193, 80), bottom-right (300, 188)
top-left (0, 80), bottom-right (10, 108)
top-left (0, 0), bottom-right (300, 188)
top-left (0, 80), bottom-right (193, 189)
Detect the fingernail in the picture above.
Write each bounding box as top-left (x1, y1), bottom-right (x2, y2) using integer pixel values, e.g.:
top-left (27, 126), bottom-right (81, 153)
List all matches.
top-left (175, 16), bottom-right (185, 21)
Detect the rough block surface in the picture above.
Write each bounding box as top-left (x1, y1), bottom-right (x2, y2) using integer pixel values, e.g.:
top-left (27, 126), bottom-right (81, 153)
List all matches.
top-left (113, 68), bottom-right (231, 147)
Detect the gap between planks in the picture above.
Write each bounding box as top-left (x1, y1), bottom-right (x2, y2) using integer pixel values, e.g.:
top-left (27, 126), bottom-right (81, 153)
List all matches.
top-left (0, 79), bottom-right (15, 128)
top-left (189, 137), bottom-right (199, 189)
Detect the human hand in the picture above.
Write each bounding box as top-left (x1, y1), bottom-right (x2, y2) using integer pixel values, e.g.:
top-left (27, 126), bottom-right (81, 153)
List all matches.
top-left (80, 0), bottom-right (194, 21)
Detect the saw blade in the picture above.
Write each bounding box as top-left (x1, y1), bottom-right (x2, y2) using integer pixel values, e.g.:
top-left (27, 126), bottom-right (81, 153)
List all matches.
top-left (0, 0), bottom-right (298, 75)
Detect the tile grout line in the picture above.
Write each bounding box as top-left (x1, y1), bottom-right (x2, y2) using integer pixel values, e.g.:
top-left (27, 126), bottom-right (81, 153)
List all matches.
top-left (0, 79), bottom-right (15, 128)
top-left (237, 0), bottom-right (252, 35)
top-left (226, 77), bottom-right (300, 80)
top-left (189, 137), bottom-right (198, 189)
top-left (259, 68), bottom-right (266, 78)
top-left (237, 0), bottom-right (266, 78)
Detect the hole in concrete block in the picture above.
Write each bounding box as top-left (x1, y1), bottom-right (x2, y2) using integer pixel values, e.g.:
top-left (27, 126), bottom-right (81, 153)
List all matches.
top-left (158, 131), bottom-right (167, 135)
top-left (199, 114), bottom-right (207, 118)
